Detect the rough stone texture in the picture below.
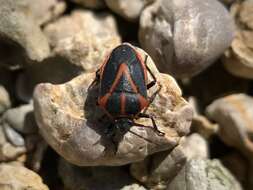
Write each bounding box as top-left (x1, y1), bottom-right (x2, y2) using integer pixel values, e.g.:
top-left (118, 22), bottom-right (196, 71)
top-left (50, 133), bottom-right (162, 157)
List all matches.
top-left (0, 163), bottom-right (49, 190)
top-left (69, 0), bottom-right (105, 9)
top-left (3, 124), bottom-right (25, 147)
top-left (34, 45), bottom-right (193, 166)
top-left (206, 94), bottom-right (253, 159)
top-left (0, 85), bottom-right (11, 115)
top-left (105, 0), bottom-right (153, 21)
top-left (59, 159), bottom-right (146, 190)
top-left (27, 0), bottom-right (66, 25)
top-left (0, 0), bottom-right (50, 62)
top-left (167, 159), bottom-right (242, 190)
top-left (2, 102), bottom-right (37, 134)
top-left (44, 10), bottom-right (121, 72)
top-left (139, 0), bottom-right (234, 78)
top-left (130, 134), bottom-right (208, 189)
top-left (223, 0), bottom-right (253, 79)
top-left (0, 124), bottom-right (26, 162)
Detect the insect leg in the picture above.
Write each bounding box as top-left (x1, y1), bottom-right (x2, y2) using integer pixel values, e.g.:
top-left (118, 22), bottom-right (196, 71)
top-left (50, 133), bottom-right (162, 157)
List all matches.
top-left (137, 113), bottom-right (165, 136)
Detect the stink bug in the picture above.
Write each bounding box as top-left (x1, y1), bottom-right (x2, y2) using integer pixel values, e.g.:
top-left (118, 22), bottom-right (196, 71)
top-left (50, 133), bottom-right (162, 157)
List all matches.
top-left (91, 43), bottom-right (164, 136)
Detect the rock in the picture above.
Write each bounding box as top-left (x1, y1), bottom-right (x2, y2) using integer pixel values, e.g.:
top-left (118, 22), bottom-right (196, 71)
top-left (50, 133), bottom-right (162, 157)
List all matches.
top-left (58, 159), bottom-right (146, 190)
top-left (34, 44), bottom-right (193, 166)
top-left (130, 133), bottom-right (208, 189)
top-left (191, 115), bottom-right (219, 139)
top-left (105, 0), bottom-right (153, 21)
top-left (223, 0), bottom-right (253, 79)
top-left (2, 102), bottom-right (37, 134)
top-left (0, 0), bottom-right (50, 63)
top-left (0, 163), bottom-right (48, 190)
top-left (69, 0), bottom-right (105, 9)
top-left (0, 85), bottom-right (11, 115)
top-left (139, 0), bottom-right (234, 78)
top-left (44, 10), bottom-right (121, 72)
top-left (167, 159), bottom-right (242, 190)
top-left (3, 123), bottom-right (25, 147)
top-left (0, 124), bottom-right (26, 162)
top-left (206, 94), bottom-right (253, 159)
top-left (27, 0), bottom-right (66, 25)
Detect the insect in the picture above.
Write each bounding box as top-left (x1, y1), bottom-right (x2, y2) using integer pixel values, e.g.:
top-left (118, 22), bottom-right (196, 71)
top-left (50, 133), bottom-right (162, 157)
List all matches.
top-left (91, 43), bottom-right (164, 136)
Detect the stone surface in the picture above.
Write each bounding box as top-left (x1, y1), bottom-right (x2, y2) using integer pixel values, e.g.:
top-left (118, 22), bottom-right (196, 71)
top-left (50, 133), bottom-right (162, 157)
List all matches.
top-left (139, 0), bottom-right (234, 78)
top-left (34, 44), bottom-right (193, 166)
top-left (130, 134), bottom-right (208, 189)
top-left (0, 0), bottom-right (50, 63)
top-left (167, 159), bottom-right (242, 190)
top-left (105, 0), bottom-right (153, 21)
top-left (3, 123), bottom-right (25, 147)
top-left (69, 0), bottom-right (105, 9)
top-left (223, 0), bottom-right (253, 79)
top-left (0, 85), bottom-right (11, 115)
top-left (2, 102), bottom-right (37, 134)
top-left (206, 94), bottom-right (253, 159)
top-left (44, 10), bottom-right (121, 72)
top-left (0, 163), bottom-right (48, 190)
top-left (191, 115), bottom-right (219, 139)
top-left (27, 0), bottom-right (66, 25)
top-left (0, 124), bottom-right (26, 162)
top-left (58, 159), bottom-right (146, 190)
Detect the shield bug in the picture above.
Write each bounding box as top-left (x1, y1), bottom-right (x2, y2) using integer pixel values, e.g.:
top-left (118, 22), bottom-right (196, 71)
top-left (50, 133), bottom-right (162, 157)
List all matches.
top-left (91, 43), bottom-right (164, 136)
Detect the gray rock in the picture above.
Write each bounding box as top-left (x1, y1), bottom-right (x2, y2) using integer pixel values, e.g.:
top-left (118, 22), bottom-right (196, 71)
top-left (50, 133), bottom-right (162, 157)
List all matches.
top-left (0, 163), bottom-right (49, 190)
top-left (44, 10), bottom-right (121, 72)
top-left (59, 159), bottom-right (146, 190)
top-left (2, 102), bottom-right (37, 134)
top-left (3, 123), bottom-right (25, 147)
top-left (0, 0), bottom-right (50, 62)
top-left (130, 134), bottom-right (208, 189)
top-left (69, 0), bottom-right (105, 9)
top-left (206, 94), bottom-right (253, 159)
top-left (0, 125), bottom-right (26, 162)
top-left (167, 159), bottom-right (242, 190)
top-left (0, 85), bottom-right (11, 115)
top-left (139, 0), bottom-right (234, 78)
top-left (34, 44), bottom-right (193, 166)
top-left (223, 0), bottom-right (253, 79)
top-left (105, 0), bottom-right (154, 21)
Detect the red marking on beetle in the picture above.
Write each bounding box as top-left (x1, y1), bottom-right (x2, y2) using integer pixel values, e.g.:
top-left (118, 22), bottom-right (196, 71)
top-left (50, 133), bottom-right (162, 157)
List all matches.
top-left (98, 93), bottom-right (110, 108)
top-left (109, 63), bottom-right (138, 94)
top-left (133, 49), bottom-right (148, 82)
top-left (120, 93), bottom-right (126, 115)
top-left (137, 94), bottom-right (149, 110)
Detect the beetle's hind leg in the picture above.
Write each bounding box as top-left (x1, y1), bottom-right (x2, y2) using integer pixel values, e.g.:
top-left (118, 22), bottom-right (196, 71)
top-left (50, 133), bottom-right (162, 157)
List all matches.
top-left (136, 113), bottom-right (165, 136)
